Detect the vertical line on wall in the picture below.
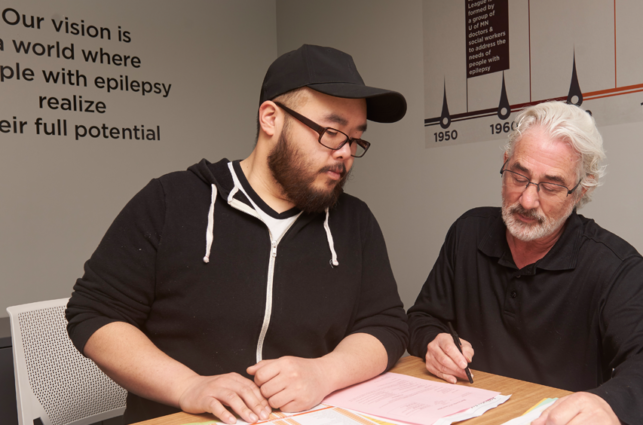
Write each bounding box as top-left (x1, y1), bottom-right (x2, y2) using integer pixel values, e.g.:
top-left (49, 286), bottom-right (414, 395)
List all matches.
top-left (528, 0), bottom-right (532, 102)
top-left (466, 77), bottom-right (468, 112)
top-left (614, 0), bottom-right (617, 88)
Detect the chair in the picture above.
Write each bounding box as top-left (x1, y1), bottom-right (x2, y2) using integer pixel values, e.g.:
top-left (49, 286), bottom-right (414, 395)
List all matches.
top-left (7, 298), bottom-right (127, 425)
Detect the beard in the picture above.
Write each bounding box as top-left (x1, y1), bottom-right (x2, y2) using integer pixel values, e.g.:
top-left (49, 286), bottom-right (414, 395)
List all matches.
top-left (501, 199), bottom-right (575, 242)
top-left (267, 128), bottom-right (349, 214)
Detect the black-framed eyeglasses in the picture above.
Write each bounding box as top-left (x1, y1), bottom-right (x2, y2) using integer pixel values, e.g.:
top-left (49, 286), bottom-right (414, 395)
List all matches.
top-left (500, 159), bottom-right (582, 199)
top-left (274, 101), bottom-right (371, 158)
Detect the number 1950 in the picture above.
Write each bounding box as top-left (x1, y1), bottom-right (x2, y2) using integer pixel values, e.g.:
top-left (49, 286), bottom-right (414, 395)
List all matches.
top-left (434, 130), bottom-right (458, 142)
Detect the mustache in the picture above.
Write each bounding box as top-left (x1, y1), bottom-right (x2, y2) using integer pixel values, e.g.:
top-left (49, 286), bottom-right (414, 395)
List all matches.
top-left (509, 204), bottom-right (545, 224)
top-left (320, 163), bottom-right (346, 177)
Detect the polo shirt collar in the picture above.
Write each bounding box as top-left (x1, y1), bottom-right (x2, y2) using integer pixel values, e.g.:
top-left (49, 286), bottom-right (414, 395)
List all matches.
top-left (478, 209), bottom-right (582, 272)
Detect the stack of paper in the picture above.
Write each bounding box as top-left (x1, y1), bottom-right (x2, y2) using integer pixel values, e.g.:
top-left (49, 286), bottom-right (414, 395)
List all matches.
top-left (322, 372), bottom-right (504, 425)
top-left (181, 372), bottom-right (511, 425)
top-left (433, 394), bottom-right (511, 424)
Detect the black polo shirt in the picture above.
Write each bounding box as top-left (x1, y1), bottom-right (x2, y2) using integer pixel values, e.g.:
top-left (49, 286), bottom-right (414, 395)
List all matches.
top-left (408, 207), bottom-right (643, 424)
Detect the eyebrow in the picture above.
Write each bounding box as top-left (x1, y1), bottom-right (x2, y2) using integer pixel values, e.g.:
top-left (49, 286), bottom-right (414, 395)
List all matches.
top-left (324, 113), bottom-right (368, 133)
top-left (511, 161), bottom-right (568, 185)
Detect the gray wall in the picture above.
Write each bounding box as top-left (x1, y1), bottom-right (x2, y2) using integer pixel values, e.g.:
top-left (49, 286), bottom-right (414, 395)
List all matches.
top-left (0, 0), bottom-right (277, 316)
top-left (276, 0), bottom-right (643, 309)
top-left (2, 0), bottom-right (642, 316)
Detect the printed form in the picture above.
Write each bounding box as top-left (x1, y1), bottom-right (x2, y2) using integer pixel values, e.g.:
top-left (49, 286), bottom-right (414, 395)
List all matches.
top-left (322, 372), bottom-right (500, 425)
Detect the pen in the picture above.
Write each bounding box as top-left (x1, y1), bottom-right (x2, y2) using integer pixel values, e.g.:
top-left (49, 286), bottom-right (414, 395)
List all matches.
top-left (448, 322), bottom-right (474, 384)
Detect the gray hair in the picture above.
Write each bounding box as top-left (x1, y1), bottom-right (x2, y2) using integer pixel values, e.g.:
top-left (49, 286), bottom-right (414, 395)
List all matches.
top-left (504, 101), bottom-right (606, 208)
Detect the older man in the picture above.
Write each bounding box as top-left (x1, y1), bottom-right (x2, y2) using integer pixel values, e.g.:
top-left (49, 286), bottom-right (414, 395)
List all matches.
top-left (408, 102), bottom-right (643, 424)
top-left (66, 45), bottom-right (408, 424)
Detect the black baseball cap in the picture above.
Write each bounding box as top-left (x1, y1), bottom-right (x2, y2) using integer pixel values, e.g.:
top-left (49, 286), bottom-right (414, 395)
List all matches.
top-left (260, 44), bottom-right (407, 123)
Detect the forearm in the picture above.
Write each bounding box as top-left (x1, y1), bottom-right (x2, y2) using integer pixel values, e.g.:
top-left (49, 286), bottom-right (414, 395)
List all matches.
top-left (317, 333), bottom-right (389, 394)
top-left (587, 358), bottom-right (643, 425)
top-left (407, 313), bottom-right (449, 358)
top-left (84, 321), bottom-right (198, 408)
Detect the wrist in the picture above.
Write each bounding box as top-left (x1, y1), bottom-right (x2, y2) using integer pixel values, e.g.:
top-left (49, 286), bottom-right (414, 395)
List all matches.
top-left (173, 372), bottom-right (202, 408)
top-left (315, 355), bottom-right (341, 396)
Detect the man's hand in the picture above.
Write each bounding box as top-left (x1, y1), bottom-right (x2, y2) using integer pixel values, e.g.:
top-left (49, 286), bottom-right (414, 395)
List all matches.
top-left (425, 333), bottom-right (474, 384)
top-left (178, 372), bottom-right (271, 424)
top-left (247, 356), bottom-right (331, 412)
top-left (84, 322), bottom-right (274, 424)
top-left (532, 392), bottom-right (619, 425)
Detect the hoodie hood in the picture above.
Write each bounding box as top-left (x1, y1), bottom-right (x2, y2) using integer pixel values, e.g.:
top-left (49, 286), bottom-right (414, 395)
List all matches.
top-left (188, 158), bottom-right (236, 200)
top-left (187, 158), bottom-right (339, 267)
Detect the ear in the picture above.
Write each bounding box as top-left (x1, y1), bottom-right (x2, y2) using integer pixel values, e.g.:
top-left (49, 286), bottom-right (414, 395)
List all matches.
top-left (503, 151), bottom-right (508, 163)
top-left (258, 101), bottom-right (281, 138)
top-left (580, 174), bottom-right (593, 197)
top-left (570, 174), bottom-right (590, 207)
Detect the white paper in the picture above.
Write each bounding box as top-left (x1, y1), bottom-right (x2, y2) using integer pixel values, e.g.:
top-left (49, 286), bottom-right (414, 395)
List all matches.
top-left (433, 394), bottom-right (512, 425)
top-left (500, 398), bottom-right (557, 425)
top-left (212, 405), bottom-right (380, 425)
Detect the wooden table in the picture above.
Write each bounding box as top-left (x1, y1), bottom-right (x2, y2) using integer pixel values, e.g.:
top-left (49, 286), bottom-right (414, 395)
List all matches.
top-left (134, 356), bottom-right (571, 425)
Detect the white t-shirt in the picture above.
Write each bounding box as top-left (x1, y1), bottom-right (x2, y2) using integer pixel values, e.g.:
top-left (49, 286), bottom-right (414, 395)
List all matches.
top-left (228, 161), bottom-right (302, 243)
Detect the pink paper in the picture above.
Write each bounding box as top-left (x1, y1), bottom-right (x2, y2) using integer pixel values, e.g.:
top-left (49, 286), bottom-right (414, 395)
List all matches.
top-left (322, 372), bottom-right (499, 425)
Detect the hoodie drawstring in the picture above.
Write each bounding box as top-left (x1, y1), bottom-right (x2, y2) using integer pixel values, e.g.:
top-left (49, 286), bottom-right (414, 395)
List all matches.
top-left (324, 207), bottom-right (339, 267)
top-left (203, 184), bottom-right (217, 263)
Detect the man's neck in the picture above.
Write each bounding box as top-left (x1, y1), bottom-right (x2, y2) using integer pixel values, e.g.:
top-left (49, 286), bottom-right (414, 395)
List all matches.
top-left (506, 223), bottom-right (566, 270)
top-left (240, 153), bottom-right (294, 214)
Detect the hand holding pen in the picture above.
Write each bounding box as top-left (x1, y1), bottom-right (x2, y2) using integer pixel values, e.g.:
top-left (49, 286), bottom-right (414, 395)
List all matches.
top-left (448, 322), bottom-right (473, 383)
top-left (423, 322), bottom-right (475, 384)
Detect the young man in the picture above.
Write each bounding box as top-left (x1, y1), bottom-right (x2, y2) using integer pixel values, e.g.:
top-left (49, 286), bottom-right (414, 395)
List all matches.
top-left (408, 102), bottom-right (642, 425)
top-left (66, 45), bottom-right (408, 424)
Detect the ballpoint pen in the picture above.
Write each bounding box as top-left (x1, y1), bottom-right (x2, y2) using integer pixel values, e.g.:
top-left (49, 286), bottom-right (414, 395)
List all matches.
top-left (448, 321), bottom-right (474, 384)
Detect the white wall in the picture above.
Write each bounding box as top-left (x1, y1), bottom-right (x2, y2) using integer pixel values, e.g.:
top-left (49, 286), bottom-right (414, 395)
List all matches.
top-left (276, 0), bottom-right (643, 309)
top-left (0, 0), bottom-right (277, 316)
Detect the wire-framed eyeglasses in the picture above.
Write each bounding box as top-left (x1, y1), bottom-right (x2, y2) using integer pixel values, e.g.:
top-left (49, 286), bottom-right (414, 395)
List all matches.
top-left (500, 159), bottom-right (582, 200)
top-left (274, 101), bottom-right (371, 158)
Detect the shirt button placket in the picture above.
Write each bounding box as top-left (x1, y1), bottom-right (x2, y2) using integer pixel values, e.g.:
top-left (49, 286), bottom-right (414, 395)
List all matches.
top-left (512, 274), bottom-right (521, 298)
top-left (503, 272), bottom-right (522, 314)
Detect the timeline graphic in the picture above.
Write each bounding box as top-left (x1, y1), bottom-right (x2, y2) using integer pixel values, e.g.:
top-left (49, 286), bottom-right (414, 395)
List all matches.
top-left (423, 0), bottom-right (643, 147)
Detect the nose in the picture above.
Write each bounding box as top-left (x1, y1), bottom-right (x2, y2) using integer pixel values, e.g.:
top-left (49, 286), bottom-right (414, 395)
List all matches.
top-left (520, 183), bottom-right (540, 210)
top-left (332, 139), bottom-right (353, 160)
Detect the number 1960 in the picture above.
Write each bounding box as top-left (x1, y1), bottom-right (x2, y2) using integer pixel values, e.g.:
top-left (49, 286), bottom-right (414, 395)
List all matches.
top-left (490, 121), bottom-right (516, 134)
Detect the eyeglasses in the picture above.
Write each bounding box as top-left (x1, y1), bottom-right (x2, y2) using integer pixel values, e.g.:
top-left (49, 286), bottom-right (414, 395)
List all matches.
top-left (274, 101), bottom-right (371, 158)
top-left (500, 160), bottom-right (582, 200)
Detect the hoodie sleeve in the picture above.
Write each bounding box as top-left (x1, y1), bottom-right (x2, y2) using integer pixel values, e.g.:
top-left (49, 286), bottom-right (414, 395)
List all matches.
top-left (66, 178), bottom-right (166, 355)
top-left (347, 205), bottom-right (409, 371)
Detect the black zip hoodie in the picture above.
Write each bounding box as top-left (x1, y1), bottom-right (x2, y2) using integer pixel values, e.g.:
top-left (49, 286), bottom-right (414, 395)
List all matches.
top-left (66, 158), bottom-right (408, 423)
